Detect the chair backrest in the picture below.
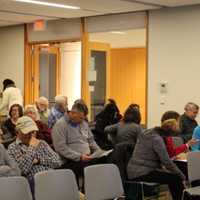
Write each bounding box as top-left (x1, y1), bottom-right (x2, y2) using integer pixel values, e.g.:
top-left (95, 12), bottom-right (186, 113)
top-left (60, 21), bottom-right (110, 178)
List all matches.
top-left (187, 151), bottom-right (200, 182)
top-left (35, 169), bottom-right (79, 200)
top-left (0, 176), bottom-right (32, 200)
top-left (84, 164), bottom-right (124, 200)
top-left (172, 136), bottom-right (184, 148)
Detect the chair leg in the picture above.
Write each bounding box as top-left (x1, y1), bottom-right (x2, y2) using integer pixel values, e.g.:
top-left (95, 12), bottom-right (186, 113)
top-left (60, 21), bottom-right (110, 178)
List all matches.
top-left (141, 183), bottom-right (144, 200)
top-left (181, 190), bottom-right (185, 200)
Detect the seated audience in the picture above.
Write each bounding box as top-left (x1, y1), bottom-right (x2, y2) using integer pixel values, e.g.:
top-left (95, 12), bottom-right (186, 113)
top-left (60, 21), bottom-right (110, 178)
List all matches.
top-left (95, 99), bottom-right (122, 131)
top-left (128, 103), bottom-right (140, 111)
top-left (24, 105), bottom-right (52, 146)
top-left (127, 111), bottom-right (185, 200)
top-left (1, 104), bottom-right (23, 148)
top-left (160, 111), bottom-right (198, 158)
top-left (127, 104), bottom-right (141, 123)
top-left (8, 116), bottom-right (61, 193)
top-left (94, 99), bottom-right (122, 148)
top-left (105, 105), bottom-right (142, 145)
top-left (0, 143), bottom-right (20, 177)
top-left (48, 95), bottom-right (68, 129)
top-left (191, 126), bottom-right (200, 151)
top-left (107, 98), bottom-right (122, 117)
top-left (52, 102), bottom-right (102, 183)
top-left (179, 102), bottom-right (199, 143)
top-left (0, 79), bottom-right (23, 117)
top-left (35, 96), bottom-right (50, 125)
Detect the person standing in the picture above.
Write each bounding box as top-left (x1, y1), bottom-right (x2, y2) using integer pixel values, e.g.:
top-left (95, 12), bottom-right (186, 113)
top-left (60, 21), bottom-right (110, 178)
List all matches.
top-left (0, 79), bottom-right (23, 117)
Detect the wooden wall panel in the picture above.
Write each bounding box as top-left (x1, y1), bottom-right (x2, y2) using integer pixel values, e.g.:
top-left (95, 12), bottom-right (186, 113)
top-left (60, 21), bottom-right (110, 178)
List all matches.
top-left (110, 47), bottom-right (146, 124)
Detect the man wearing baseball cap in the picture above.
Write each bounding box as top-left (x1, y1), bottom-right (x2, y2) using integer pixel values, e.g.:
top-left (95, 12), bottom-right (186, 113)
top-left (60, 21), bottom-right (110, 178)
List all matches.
top-left (8, 116), bottom-right (62, 194)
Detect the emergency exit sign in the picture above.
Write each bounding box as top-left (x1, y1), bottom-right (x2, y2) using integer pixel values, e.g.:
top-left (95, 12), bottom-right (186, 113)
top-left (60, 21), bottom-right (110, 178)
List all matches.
top-left (33, 20), bottom-right (46, 31)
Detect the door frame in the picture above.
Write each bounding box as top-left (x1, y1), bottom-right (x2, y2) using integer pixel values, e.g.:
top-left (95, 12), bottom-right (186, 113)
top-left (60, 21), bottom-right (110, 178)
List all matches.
top-left (89, 41), bottom-right (111, 102)
top-left (83, 41), bottom-right (110, 120)
top-left (24, 44), bottom-right (61, 104)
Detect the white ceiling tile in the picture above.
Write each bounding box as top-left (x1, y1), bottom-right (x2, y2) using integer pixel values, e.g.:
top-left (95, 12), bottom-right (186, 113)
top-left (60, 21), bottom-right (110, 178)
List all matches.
top-left (0, 0), bottom-right (158, 26)
top-left (66, 0), bottom-right (158, 13)
top-left (0, 2), bottom-right (98, 19)
top-left (0, 0), bottom-right (200, 27)
top-left (0, 11), bottom-right (54, 23)
top-left (0, 20), bottom-right (21, 27)
top-left (0, 0), bottom-right (157, 19)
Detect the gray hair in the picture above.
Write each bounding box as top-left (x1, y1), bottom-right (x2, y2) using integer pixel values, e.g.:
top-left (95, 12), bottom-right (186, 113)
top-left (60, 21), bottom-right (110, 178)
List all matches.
top-left (73, 99), bottom-right (88, 115)
top-left (24, 104), bottom-right (40, 120)
top-left (184, 102), bottom-right (199, 111)
top-left (36, 96), bottom-right (49, 106)
top-left (55, 95), bottom-right (67, 104)
top-left (71, 102), bottom-right (87, 114)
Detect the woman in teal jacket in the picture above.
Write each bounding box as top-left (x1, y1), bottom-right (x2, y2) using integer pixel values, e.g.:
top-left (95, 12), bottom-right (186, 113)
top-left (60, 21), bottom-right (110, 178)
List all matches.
top-left (191, 126), bottom-right (200, 151)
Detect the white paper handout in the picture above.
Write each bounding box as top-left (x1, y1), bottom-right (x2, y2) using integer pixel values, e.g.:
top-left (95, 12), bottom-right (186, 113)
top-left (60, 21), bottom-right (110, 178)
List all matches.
top-left (90, 149), bottom-right (113, 159)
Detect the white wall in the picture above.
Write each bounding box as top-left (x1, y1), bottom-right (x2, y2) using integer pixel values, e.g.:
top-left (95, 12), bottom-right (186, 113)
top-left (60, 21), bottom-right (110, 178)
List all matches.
top-left (148, 5), bottom-right (200, 128)
top-left (89, 29), bottom-right (146, 48)
top-left (86, 12), bottom-right (146, 33)
top-left (0, 25), bottom-right (24, 93)
top-left (60, 42), bottom-right (82, 109)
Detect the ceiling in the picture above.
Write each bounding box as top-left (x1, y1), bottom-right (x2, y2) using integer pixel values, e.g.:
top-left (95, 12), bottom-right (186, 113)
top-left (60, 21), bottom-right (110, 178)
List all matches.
top-left (0, 0), bottom-right (200, 27)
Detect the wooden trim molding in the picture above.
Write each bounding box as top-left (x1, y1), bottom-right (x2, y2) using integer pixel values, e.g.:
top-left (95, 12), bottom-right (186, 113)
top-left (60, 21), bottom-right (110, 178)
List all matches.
top-left (81, 18), bottom-right (90, 108)
top-left (29, 38), bottom-right (81, 45)
top-left (24, 24), bottom-right (32, 105)
top-left (89, 41), bottom-right (111, 100)
top-left (145, 11), bottom-right (149, 127)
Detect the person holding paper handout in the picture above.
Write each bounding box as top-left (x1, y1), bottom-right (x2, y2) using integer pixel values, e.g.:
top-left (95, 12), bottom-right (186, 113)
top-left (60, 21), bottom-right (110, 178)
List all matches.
top-left (52, 102), bottom-right (110, 185)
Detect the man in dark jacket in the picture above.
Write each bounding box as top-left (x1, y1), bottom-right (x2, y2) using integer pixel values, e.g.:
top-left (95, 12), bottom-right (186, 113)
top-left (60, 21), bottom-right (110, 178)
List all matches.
top-left (179, 102), bottom-right (199, 143)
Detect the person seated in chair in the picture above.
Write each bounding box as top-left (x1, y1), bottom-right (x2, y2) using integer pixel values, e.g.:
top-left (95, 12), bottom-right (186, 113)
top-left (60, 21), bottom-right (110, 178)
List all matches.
top-left (52, 102), bottom-right (105, 185)
top-left (105, 104), bottom-right (142, 146)
top-left (48, 95), bottom-right (68, 129)
top-left (127, 111), bottom-right (186, 200)
top-left (8, 116), bottom-right (62, 194)
top-left (94, 99), bottom-right (122, 149)
top-left (1, 104), bottom-right (23, 148)
top-left (35, 96), bottom-right (50, 125)
top-left (0, 143), bottom-right (20, 177)
top-left (24, 105), bottom-right (53, 147)
top-left (160, 111), bottom-right (198, 159)
top-left (191, 125), bottom-right (200, 151)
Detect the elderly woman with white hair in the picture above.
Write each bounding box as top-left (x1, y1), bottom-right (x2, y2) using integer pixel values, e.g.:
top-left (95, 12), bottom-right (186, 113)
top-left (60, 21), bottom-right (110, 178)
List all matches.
top-left (24, 105), bottom-right (52, 147)
top-left (35, 96), bottom-right (50, 125)
top-left (48, 95), bottom-right (68, 129)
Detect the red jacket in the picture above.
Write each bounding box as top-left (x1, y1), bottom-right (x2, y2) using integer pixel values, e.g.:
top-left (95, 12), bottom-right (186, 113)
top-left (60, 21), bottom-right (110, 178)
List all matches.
top-left (165, 136), bottom-right (188, 158)
top-left (35, 120), bottom-right (52, 146)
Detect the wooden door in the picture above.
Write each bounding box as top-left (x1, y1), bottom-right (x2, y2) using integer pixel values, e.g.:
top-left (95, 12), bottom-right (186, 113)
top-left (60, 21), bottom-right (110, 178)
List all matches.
top-left (110, 47), bottom-right (147, 124)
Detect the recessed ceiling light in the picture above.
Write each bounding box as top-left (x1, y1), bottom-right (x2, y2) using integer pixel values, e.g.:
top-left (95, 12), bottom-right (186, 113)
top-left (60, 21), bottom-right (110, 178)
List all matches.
top-left (109, 31), bottom-right (126, 35)
top-left (14, 0), bottom-right (80, 10)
